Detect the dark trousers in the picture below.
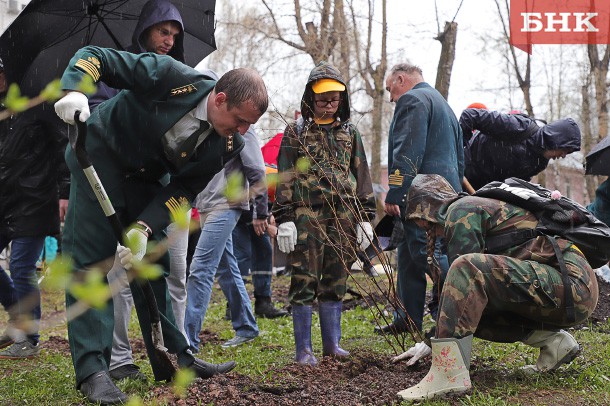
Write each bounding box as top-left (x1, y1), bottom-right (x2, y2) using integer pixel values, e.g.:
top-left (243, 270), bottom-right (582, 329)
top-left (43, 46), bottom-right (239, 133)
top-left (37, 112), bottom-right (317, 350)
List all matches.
top-left (394, 220), bottom-right (448, 331)
top-left (232, 220), bottom-right (273, 297)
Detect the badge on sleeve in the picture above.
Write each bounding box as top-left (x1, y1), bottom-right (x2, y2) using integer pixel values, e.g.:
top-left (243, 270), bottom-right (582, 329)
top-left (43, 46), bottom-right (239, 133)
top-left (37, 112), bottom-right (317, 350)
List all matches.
top-left (170, 84), bottom-right (197, 97)
top-left (74, 57), bottom-right (101, 81)
top-left (388, 169), bottom-right (404, 186)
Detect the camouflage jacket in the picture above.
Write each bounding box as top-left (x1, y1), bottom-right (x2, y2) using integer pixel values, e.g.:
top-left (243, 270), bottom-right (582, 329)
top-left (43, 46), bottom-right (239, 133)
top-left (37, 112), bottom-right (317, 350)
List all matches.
top-left (272, 119), bottom-right (376, 224)
top-left (445, 195), bottom-right (574, 265)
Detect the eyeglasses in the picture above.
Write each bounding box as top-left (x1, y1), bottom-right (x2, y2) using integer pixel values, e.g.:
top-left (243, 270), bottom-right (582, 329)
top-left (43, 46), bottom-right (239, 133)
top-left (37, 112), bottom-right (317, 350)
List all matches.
top-left (314, 98), bottom-right (341, 107)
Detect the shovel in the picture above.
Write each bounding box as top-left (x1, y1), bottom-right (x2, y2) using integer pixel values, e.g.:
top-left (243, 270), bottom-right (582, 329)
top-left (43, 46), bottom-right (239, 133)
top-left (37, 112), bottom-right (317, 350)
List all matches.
top-left (70, 111), bottom-right (176, 377)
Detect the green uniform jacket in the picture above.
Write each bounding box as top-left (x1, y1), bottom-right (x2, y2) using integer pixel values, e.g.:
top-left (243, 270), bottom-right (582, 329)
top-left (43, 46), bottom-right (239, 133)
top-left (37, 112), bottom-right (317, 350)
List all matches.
top-left (61, 46), bottom-right (244, 235)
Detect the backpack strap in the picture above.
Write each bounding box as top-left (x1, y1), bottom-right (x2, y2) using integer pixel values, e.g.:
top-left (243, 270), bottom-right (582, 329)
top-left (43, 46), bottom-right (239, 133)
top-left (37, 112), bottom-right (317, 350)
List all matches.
top-left (547, 236), bottom-right (576, 324)
top-left (485, 229), bottom-right (538, 254)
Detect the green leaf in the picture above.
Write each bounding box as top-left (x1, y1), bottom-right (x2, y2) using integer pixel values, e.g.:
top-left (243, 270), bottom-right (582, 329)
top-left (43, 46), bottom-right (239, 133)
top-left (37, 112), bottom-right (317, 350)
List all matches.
top-left (41, 255), bottom-right (73, 290)
top-left (3, 83), bottom-right (29, 113)
top-left (77, 75), bottom-right (97, 95)
top-left (125, 396), bottom-right (144, 406)
top-left (224, 172), bottom-right (245, 203)
top-left (68, 270), bottom-right (110, 309)
top-left (133, 262), bottom-right (163, 280)
top-left (39, 79), bottom-right (63, 102)
top-left (296, 157), bottom-right (310, 173)
top-left (170, 201), bottom-right (191, 230)
top-left (172, 368), bottom-right (195, 398)
top-left (266, 172), bottom-right (278, 188)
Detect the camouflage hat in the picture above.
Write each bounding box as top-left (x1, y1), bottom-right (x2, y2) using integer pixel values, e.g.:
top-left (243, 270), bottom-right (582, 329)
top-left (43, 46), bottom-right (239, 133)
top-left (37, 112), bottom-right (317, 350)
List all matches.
top-left (405, 174), bottom-right (459, 226)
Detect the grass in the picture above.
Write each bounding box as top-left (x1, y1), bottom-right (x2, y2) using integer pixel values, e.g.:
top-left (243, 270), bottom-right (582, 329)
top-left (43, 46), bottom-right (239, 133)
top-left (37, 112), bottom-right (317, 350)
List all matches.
top-left (1, 272), bottom-right (610, 405)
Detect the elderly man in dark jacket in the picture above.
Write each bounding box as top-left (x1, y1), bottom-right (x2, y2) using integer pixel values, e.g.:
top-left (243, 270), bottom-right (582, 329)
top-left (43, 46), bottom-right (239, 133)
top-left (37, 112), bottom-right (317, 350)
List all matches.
top-left (460, 108), bottom-right (581, 190)
top-left (378, 63), bottom-right (463, 338)
top-left (0, 59), bottom-right (70, 359)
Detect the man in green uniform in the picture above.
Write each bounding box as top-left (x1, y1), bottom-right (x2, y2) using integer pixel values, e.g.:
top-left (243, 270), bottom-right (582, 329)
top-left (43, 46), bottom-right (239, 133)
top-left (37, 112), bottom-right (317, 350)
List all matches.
top-left (395, 174), bottom-right (598, 401)
top-left (54, 46), bottom-right (268, 404)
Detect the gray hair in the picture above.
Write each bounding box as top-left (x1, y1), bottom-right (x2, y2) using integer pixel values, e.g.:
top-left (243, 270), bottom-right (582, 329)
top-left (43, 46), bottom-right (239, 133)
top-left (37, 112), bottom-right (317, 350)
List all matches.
top-left (390, 63), bottom-right (423, 77)
top-left (215, 68), bottom-right (268, 114)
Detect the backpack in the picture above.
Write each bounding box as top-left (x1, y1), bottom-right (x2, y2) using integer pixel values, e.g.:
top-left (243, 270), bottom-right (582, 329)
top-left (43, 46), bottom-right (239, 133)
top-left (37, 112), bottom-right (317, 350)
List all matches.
top-left (474, 177), bottom-right (610, 268)
top-left (474, 177), bottom-right (610, 323)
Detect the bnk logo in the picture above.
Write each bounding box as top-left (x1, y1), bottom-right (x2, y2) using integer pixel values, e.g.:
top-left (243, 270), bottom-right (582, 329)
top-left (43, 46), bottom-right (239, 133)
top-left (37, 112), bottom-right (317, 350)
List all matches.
top-left (510, 0), bottom-right (610, 53)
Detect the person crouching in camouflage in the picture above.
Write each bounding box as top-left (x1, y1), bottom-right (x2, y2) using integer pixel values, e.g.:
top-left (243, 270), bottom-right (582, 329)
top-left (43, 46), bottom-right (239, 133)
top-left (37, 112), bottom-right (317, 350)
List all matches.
top-left (272, 62), bottom-right (376, 365)
top-left (396, 174), bottom-right (598, 401)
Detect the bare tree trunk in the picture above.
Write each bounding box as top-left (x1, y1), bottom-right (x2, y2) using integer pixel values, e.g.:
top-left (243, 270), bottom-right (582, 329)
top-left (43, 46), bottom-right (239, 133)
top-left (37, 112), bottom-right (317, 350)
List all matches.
top-left (434, 21), bottom-right (458, 100)
top-left (347, 0), bottom-right (388, 218)
top-left (581, 74), bottom-right (600, 202)
top-left (259, 0), bottom-right (341, 64)
top-left (494, 0), bottom-right (535, 117)
top-left (588, 44), bottom-right (610, 145)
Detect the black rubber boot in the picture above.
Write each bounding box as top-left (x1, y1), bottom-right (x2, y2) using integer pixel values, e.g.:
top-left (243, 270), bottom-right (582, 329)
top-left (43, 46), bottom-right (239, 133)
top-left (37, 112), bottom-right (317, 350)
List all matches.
top-left (255, 296), bottom-right (289, 319)
top-left (79, 371), bottom-right (128, 405)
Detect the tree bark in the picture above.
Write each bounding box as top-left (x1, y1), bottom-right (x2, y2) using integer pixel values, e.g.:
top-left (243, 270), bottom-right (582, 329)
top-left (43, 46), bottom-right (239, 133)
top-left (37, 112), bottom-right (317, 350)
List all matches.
top-left (434, 21), bottom-right (458, 100)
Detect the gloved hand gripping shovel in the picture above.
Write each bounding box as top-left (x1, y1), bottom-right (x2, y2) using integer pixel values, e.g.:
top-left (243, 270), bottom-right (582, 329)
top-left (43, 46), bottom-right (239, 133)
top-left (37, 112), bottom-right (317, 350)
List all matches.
top-left (70, 111), bottom-right (176, 376)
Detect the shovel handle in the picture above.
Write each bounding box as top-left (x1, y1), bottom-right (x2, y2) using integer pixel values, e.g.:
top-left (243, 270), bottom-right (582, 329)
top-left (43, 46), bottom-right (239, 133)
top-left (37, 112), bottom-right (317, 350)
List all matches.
top-left (71, 111), bottom-right (123, 241)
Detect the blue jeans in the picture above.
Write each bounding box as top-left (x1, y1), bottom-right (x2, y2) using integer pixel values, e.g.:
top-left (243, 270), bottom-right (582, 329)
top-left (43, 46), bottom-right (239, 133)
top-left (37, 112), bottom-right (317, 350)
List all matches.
top-left (232, 220), bottom-right (273, 297)
top-left (0, 235), bottom-right (45, 344)
top-left (394, 220), bottom-right (448, 331)
top-left (184, 209), bottom-right (258, 352)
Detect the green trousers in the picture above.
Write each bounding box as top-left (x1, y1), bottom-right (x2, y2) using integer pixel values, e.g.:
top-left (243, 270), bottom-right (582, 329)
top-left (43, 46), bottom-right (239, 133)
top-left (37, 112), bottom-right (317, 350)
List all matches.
top-left (63, 147), bottom-right (187, 386)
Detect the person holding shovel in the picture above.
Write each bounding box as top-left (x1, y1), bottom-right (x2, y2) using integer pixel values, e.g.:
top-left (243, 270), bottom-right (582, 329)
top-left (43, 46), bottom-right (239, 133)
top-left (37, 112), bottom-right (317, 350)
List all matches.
top-left (54, 45), bottom-right (268, 404)
top-left (88, 0), bottom-right (193, 383)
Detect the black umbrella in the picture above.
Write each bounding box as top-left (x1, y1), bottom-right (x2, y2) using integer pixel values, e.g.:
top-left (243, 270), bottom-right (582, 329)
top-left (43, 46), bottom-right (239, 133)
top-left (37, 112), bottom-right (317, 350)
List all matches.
top-left (585, 135), bottom-right (610, 176)
top-left (0, 0), bottom-right (216, 96)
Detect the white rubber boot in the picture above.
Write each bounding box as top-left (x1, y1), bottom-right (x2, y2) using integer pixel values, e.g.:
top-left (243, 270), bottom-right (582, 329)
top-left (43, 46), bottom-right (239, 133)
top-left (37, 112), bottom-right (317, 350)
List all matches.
top-left (521, 330), bottom-right (580, 372)
top-left (397, 336), bottom-right (472, 401)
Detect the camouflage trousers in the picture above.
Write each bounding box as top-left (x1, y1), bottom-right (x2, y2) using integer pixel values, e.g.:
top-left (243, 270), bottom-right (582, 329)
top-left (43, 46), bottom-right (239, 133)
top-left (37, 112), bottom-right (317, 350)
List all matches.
top-left (437, 248), bottom-right (599, 342)
top-left (288, 205), bottom-right (358, 306)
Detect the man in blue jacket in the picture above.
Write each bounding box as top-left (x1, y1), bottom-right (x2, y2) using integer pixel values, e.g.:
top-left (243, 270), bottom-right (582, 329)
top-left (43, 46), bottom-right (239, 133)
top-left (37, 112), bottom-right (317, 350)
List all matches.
top-left (460, 108), bottom-right (581, 190)
top-left (379, 63), bottom-right (464, 339)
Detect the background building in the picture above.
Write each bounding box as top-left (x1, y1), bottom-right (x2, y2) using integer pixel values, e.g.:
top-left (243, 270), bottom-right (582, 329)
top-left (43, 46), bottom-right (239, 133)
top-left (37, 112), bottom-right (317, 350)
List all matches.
top-left (0, 0), bottom-right (29, 31)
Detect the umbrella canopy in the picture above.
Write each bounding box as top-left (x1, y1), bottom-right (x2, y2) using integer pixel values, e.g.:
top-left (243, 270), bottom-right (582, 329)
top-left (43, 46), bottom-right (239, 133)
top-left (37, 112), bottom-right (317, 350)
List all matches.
top-left (0, 0), bottom-right (215, 96)
top-left (585, 135), bottom-right (610, 176)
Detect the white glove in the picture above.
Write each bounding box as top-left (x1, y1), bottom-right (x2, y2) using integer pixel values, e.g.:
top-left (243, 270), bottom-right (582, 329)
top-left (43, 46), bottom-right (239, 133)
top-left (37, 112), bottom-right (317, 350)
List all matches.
top-left (277, 222), bottom-right (297, 254)
top-left (356, 222), bottom-right (374, 251)
top-left (125, 227), bottom-right (148, 263)
top-left (54, 91), bottom-right (90, 125)
top-left (391, 341), bottom-right (432, 366)
top-left (111, 244), bottom-right (133, 271)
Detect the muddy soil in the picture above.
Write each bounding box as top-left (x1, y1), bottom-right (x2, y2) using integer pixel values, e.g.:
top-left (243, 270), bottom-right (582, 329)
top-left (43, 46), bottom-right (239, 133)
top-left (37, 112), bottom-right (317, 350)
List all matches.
top-left (43, 275), bottom-right (610, 405)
